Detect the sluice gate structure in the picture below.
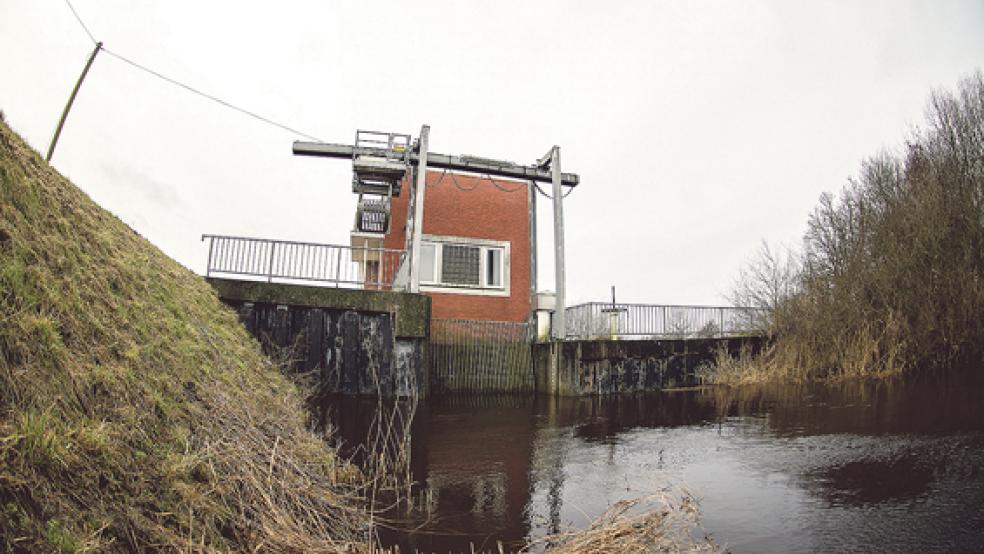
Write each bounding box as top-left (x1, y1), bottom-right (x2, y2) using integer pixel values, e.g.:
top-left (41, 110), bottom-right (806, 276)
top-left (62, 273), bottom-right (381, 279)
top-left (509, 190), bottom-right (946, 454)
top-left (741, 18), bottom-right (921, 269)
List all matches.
top-left (202, 125), bottom-right (765, 397)
top-left (430, 319), bottom-right (534, 394)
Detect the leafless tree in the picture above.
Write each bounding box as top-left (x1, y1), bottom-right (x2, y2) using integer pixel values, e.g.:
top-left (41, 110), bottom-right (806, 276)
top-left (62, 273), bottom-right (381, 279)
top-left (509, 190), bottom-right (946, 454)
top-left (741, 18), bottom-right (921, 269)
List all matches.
top-left (729, 241), bottom-right (800, 332)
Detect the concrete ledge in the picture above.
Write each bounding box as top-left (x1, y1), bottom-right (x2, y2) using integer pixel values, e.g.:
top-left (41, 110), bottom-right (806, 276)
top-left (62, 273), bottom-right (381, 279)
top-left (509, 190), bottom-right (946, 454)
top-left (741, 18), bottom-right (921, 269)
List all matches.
top-left (534, 337), bottom-right (765, 395)
top-left (207, 278), bottom-right (430, 339)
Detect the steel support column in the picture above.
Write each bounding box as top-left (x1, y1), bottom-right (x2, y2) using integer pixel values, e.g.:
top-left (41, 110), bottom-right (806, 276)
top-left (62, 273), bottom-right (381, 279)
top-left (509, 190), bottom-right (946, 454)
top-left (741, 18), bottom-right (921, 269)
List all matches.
top-left (528, 179), bottom-right (538, 339)
top-left (550, 146), bottom-right (566, 340)
top-left (408, 125), bottom-right (430, 293)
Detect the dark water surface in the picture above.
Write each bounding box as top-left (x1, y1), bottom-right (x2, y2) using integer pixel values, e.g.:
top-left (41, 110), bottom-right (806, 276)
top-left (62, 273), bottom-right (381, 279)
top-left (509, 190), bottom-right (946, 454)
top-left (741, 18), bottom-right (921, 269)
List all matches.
top-left (317, 376), bottom-right (984, 553)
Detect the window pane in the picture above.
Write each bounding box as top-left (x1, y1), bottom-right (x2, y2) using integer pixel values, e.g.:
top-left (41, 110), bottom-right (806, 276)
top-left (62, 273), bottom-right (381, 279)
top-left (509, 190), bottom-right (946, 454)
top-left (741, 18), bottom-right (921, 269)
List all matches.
top-left (441, 244), bottom-right (480, 286)
top-left (486, 248), bottom-right (502, 287)
top-left (420, 243), bottom-right (436, 283)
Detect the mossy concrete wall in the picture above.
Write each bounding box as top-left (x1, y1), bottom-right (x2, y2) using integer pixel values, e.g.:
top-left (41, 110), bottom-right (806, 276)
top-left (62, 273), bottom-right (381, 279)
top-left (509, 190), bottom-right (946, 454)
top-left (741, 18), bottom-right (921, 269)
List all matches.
top-left (208, 279), bottom-right (430, 338)
top-left (208, 278), bottom-right (431, 397)
top-left (533, 337), bottom-right (764, 396)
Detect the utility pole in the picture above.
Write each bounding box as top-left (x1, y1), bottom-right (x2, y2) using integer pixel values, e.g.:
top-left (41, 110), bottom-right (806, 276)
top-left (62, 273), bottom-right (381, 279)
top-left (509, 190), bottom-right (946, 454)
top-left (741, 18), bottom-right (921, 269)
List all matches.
top-left (409, 125), bottom-right (430, 293)
top-left (47, 42), bottom-right (102, 162)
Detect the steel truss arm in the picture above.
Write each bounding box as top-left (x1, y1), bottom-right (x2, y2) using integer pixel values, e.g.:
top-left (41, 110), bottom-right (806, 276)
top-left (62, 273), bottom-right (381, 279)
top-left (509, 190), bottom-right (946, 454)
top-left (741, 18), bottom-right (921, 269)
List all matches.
top-left (293, 141), bottom-right (579, 187)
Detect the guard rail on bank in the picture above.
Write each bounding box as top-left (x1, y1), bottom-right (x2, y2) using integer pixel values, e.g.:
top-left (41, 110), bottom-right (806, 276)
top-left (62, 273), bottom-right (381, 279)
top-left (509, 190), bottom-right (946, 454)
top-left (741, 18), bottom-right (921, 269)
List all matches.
top-left (564, 302), bottom-right (767, 340)
top-left (202, 234), bottom-right (406, 290)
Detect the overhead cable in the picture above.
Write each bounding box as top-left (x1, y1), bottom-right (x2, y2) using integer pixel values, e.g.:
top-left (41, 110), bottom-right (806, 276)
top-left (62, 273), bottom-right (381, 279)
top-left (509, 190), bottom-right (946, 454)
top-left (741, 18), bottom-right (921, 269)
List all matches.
top-left (59, 0), bottom-right (323, 142)
top-left (484, 174), bottom-right (527, 193)
top-left (102, 48), bottom-right (324, 142)
top-left (63, 0), bottom-right (97, 44)
top-left (533, 182), bottom-right (575, 199)
top-left (427, 169), bottom-right (538, 194)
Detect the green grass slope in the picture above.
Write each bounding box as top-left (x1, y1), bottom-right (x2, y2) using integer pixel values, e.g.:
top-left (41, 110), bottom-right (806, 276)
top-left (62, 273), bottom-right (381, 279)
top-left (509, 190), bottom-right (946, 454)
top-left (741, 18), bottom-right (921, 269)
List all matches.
top-left (0, 120), bottom-right (368, 552)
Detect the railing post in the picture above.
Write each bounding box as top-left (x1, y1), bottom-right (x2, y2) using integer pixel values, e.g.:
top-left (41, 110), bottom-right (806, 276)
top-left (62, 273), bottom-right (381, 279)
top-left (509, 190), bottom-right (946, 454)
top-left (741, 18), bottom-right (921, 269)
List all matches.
top-left (335, 246), bottom-right (342, 288)
top-left (204, 236), bottom-right (214, 278)
top-left (267, 241), bottom-right (276, 283)
top-left (361, 242), bottom-right (368, 289)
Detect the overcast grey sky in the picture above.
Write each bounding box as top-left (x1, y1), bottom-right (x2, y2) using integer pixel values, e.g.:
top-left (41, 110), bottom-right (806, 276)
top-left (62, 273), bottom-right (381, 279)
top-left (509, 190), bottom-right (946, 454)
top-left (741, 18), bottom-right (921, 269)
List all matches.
top-left (2, 1), bottom-right (982, 305)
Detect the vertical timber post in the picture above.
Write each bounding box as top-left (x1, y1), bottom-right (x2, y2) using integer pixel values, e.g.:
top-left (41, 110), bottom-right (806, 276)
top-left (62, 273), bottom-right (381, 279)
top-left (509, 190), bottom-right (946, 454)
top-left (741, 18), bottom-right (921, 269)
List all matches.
top-left (550, 146), bottom-right (566, 340)
top-left (47, 42), bottom-right (102, 163)
top-left (409, 125), bottom-right (430, 293)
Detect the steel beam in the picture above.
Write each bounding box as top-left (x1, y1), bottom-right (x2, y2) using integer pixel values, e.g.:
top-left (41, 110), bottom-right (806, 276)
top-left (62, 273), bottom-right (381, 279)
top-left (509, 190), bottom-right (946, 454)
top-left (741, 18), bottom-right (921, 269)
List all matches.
top-left (293, 140), bottom-right (579, 187)
top-left (528, 179), bottom-right (538, 338)
top-left (550, 146), bottom-right (566, 340)
top-left (408, 125), bottom-right (430, 293)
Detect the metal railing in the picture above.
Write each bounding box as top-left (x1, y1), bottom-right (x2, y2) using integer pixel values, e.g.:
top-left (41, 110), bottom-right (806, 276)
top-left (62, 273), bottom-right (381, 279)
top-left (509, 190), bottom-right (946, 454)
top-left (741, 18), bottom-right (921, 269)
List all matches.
top-left (565, 302), bottom-right (767, 340)
top-left (355, 130), bottom-right (411, 155)
top-left (202, 234), bottom-right (406, 290)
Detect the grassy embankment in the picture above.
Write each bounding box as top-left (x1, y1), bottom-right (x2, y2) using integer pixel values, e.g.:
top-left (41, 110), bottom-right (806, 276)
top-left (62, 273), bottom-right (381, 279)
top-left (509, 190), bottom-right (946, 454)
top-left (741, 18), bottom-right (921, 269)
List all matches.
top-left (718, 72), bottom-right (984, 384)
top-left (0, 117), bottom-right (378, 551)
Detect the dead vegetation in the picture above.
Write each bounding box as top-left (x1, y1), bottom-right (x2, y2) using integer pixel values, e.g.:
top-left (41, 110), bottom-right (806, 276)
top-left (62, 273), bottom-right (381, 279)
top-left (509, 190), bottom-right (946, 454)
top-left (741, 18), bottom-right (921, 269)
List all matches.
top-left (719, 72), bottom-right (984, 383)
top-left (523, 492), bottom-right (719, 554)
top-left (0, 118), bottom-right (382, 551)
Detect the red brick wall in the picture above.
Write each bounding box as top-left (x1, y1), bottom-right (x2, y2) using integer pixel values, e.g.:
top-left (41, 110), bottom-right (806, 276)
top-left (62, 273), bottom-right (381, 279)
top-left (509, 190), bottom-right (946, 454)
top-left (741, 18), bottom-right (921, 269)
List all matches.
top-left (384, 171), bottom-right (530, 322)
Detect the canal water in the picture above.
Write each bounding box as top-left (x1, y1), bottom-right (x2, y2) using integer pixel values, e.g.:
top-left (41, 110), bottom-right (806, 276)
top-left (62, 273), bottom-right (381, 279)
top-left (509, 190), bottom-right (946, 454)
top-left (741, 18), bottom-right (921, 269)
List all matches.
top-left (317, 375), bottom-right (984, 553)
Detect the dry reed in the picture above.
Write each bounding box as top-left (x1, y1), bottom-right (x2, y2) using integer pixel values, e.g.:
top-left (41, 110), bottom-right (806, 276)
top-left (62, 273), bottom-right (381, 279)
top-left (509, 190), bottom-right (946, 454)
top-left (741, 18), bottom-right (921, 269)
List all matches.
top-left (522, 492), bottom-right (719, 554)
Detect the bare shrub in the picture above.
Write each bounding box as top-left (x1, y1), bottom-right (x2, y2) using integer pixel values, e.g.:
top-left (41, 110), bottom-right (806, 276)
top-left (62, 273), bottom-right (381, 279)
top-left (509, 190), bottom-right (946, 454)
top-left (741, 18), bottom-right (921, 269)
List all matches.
top-left (729, 241), bottom-right (800, 333)
top-left (722, 71), bottom-right (984, 381)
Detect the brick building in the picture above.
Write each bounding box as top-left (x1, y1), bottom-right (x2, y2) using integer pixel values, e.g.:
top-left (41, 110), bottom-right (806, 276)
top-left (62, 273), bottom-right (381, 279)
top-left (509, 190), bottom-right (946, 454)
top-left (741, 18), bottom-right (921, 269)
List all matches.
top-left (379, 171), bottom-right (532, 323)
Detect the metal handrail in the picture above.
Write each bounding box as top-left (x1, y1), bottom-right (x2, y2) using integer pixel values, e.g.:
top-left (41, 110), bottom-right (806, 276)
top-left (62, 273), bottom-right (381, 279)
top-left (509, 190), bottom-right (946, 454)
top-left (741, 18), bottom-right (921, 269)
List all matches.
top-left (202, 234), bottom-right (406, 290)
top-left (564, 302), bottom-right (767, 340)
top-left (568, 301), bottom-right (763, 311)
top-left (355, 130), bottom-right (411, 155)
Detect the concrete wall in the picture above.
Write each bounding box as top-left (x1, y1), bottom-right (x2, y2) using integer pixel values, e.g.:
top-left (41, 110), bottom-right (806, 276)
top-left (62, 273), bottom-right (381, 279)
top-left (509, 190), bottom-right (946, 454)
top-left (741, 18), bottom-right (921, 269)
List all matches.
top-left (209, 278), bottom-right (430, 397)
top-left (385, 171), bottom-right (531, 322)
top-left (533, 337), bottom-right (765, 396)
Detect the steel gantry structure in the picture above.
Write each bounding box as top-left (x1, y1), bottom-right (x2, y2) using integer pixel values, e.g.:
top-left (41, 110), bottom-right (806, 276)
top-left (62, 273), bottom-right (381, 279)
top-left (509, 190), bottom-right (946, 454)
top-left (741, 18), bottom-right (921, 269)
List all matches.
top-left (293, 125), bottom-right (579, 339)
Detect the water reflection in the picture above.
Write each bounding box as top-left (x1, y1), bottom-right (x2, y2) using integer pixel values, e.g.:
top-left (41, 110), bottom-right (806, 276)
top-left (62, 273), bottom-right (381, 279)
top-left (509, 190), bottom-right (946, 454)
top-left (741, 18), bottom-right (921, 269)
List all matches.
top-left (317, 375), bottom-right (984, 553)
top-left (809, 456), bottom-right (933, 506)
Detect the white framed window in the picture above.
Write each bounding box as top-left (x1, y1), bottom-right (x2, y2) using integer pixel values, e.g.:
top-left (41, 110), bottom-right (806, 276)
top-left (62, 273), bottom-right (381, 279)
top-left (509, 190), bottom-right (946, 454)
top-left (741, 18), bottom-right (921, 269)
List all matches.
top-left (419, 235), bottom-right (509, 296)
